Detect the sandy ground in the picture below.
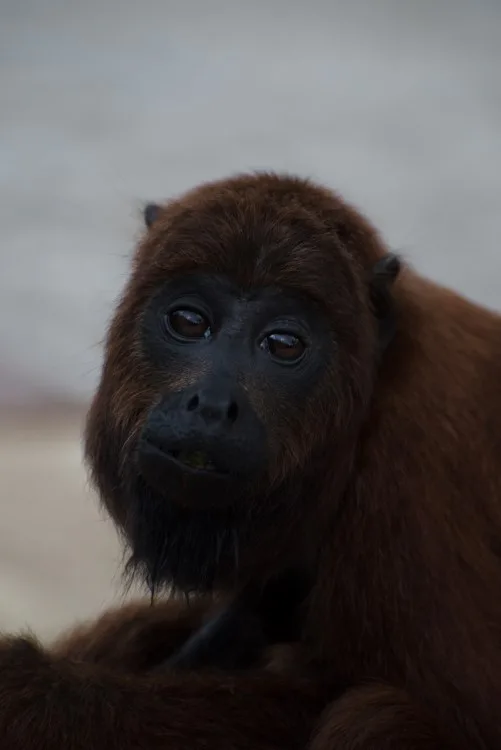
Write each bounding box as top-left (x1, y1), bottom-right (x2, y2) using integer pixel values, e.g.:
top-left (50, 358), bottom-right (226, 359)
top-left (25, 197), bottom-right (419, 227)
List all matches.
top-left (1, 1), bottom-right (500, 639)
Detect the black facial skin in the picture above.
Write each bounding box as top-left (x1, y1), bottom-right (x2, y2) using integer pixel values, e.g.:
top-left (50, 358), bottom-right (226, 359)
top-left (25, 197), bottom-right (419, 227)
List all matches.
top-left (138, 273), bottom-right (320, 490)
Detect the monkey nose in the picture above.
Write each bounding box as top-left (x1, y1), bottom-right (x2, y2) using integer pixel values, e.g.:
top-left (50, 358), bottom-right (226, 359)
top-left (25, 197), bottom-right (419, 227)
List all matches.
top-left (184, 388), bottom-right (240, 427)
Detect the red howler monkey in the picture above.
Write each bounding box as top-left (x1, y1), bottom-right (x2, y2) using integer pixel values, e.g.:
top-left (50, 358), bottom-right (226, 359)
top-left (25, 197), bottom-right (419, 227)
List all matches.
top-left (1, 172), bottom-right (501, 750)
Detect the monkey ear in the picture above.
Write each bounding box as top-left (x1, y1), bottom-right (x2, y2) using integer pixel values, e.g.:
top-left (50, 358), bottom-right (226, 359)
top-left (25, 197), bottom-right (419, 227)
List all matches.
top-left (371, 253), bottom-right (401, 288)
top-left (143, 203), bottom-right (162, 229)
top-left (369, 253), bottom-right (401, 352)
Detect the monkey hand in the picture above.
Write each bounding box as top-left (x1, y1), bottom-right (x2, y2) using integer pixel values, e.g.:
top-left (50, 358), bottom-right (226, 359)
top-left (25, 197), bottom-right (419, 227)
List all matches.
top-left (160, 600), bottom-right (268, 672)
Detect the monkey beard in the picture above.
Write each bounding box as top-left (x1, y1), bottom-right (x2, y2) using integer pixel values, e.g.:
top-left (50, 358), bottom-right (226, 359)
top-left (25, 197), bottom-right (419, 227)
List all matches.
top-left (121, 473), bottom-right (253, 596)
top-left (113, 433), bottom-right (311, 598)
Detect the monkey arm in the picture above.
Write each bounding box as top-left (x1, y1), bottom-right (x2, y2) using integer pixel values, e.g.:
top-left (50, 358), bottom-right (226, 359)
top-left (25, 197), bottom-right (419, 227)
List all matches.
top-left (0, 635), bottom-right (325, 750)
top-left (51, 597), bottom-right (213, 671)
top-left (0, 599), bottom-right (329, 750)
top-left (310, 684), bottom-right (449, 750)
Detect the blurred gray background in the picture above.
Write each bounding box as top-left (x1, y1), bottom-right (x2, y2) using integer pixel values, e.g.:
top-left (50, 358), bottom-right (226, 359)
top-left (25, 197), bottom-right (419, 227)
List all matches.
top-left (1, 0), bottom-right (500, 638)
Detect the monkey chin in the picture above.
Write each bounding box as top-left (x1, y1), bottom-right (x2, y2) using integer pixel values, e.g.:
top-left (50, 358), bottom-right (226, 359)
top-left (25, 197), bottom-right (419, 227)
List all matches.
top-left (122, 450), bottom-right (259, 596)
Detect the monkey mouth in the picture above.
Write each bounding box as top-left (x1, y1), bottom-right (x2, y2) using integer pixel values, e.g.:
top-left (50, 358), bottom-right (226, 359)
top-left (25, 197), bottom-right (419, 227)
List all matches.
top-left (142, 441), bottom-right (230, 479)
top-left (167, 449), bottom-right (221, 474)
top-left (137, 436), bottom-right (235, 508)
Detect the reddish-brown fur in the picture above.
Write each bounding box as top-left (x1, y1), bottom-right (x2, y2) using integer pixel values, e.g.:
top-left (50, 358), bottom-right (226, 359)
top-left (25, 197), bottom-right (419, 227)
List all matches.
top-left (1, 172), bottom-right (501, 748)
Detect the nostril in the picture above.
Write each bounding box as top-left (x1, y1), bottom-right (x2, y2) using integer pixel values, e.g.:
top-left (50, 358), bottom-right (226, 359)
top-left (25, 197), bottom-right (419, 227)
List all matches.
top-left (227, 401), bottom-right (239, 423)
top-left (187, 394), bottom-right (199, 411)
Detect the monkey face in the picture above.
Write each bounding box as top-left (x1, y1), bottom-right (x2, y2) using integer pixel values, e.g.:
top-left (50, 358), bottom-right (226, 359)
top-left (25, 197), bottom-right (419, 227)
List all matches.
top-left (85, 173), bottom-right (399, 594)
top-left (136, 272), bottom-right (334, 511)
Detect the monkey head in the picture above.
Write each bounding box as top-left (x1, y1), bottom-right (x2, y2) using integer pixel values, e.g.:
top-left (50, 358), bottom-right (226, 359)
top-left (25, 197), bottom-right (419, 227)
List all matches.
top-left (85, 173), bottom-right (400, 594)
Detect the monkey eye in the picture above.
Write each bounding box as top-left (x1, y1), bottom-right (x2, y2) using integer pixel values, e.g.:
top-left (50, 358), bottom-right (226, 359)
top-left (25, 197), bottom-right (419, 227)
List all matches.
top-left (166, 308), bottom-right (211, 341)
top-left (260, 332), bottom-right (306, 363)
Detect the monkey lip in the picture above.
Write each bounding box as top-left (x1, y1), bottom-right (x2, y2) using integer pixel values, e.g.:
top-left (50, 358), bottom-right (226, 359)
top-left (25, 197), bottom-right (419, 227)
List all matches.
top-left (138, 438), bottom-right (230, 481)
top-left (167, 448), bottom-right (221, 474)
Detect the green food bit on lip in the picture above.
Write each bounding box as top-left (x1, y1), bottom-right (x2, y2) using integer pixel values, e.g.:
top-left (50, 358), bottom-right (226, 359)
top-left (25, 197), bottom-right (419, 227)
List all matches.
top-left (184, 451), bottom-right (210, 469)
